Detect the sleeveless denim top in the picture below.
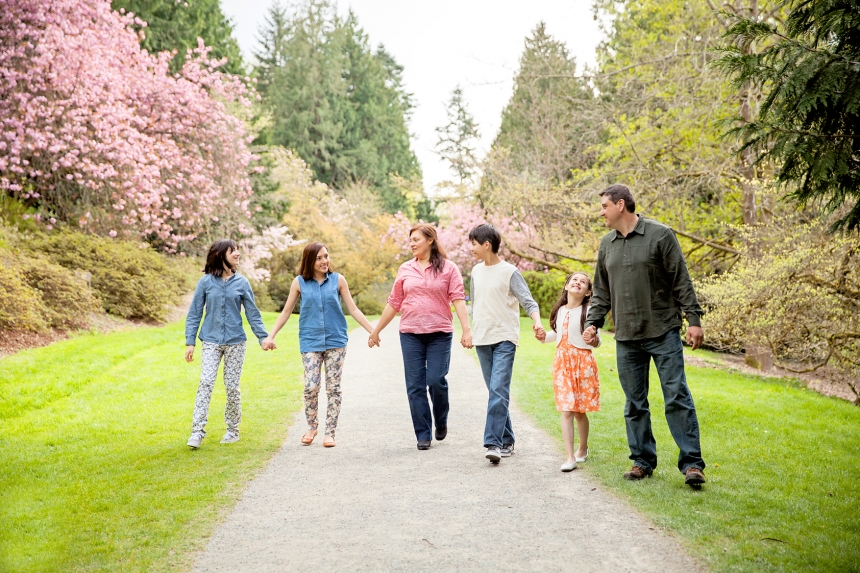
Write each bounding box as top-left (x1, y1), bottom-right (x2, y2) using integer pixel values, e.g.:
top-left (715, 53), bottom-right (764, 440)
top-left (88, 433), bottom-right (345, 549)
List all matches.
top-left (298, 272), bottom-right (349, 353)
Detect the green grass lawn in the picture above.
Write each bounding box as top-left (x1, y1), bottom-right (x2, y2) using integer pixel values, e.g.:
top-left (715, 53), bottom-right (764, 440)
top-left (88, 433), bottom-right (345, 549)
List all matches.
top-left (510, 318), bottom-right (860, 573)
top-left (0, 313), bottom-right (363, 573)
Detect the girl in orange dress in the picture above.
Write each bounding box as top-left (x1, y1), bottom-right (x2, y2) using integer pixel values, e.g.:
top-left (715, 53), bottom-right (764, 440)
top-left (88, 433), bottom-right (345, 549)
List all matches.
top-left (542, 272), bottom-right (601, 472)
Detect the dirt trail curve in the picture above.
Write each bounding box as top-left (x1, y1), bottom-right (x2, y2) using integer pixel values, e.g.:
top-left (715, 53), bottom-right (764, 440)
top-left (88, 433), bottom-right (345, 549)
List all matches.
top-left (192, 320), bottom-right (703, 573)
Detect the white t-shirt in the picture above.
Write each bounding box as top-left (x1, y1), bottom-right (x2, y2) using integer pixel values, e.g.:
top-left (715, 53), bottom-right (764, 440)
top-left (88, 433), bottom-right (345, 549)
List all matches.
top-left (543, 305), bottom-right (599, 349)
top-left (470, 261), bottom-right (539, 346)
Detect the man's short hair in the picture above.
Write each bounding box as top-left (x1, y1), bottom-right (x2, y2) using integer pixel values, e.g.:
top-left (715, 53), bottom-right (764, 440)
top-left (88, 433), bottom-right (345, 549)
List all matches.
top-left (468, 223), bottom-right (501, 254)
top-left (598, 184), bottom-right (636, 213)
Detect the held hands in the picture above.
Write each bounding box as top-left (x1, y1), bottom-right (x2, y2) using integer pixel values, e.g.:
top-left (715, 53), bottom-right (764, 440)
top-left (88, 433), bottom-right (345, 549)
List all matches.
top-left (185, 345), bottom-right (195, 363)
top-left (368, 332), bottom-right (381, 348)
top-left (686, 326), bottom-right (704, 351)
top-left (533, 323), bottom-right (546, 342)
top-left (261, 337), bottom-right (277, 351)
top-left (582, 325), bottom-right (599, 347)
top-left (460, 329), bottom-right (473, 349)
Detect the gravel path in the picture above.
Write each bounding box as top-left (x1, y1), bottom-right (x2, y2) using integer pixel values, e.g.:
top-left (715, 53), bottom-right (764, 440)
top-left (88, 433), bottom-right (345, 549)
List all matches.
top-left (192, 321), bottom-right (702, 572)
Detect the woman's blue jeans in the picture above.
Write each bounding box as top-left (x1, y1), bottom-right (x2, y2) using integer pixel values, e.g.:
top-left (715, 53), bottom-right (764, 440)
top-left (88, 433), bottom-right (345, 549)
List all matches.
top-left (615, 328), bottom-right (705, 473)
top-left (399, 331), bottom-right (453, 442)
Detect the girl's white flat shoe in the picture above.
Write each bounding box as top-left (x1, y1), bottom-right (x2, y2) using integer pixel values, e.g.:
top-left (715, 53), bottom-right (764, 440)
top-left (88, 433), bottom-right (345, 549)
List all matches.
top-left (560, 460), bottom-right (578, 472)
top-left (575, 448), bottom-right (589, 463)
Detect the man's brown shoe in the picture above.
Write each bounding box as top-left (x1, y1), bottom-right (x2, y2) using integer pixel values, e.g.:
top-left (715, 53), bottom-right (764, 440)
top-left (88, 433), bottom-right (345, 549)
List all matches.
top-left (684, 467), bottom-right (706, 486)
top-left (623, 465), bottom-right (652, 480)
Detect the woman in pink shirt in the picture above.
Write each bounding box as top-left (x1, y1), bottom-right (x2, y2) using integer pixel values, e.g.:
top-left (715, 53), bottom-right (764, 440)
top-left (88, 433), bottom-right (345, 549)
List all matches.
top-left (369, 224), bottom-right (472, 450)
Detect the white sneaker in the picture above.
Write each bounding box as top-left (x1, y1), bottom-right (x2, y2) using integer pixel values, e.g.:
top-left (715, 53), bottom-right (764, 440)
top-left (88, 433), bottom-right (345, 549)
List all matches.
top-left (485, 446), bottom-right (501, 464)
top-left (187, 433), bottom-right (203, 449)
top-left (220, 432), bottom-right (240, 444)
top-left (560, 460), bottom-right (578, 472)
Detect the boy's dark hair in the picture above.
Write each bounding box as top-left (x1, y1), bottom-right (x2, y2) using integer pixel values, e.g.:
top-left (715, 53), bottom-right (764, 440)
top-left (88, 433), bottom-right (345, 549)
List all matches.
top-left (203, 239), bottom-right (238, 277)
top-left (598, 184), bottom-right (636, 213)
top-left (468, 224), bottom-right (501, 254)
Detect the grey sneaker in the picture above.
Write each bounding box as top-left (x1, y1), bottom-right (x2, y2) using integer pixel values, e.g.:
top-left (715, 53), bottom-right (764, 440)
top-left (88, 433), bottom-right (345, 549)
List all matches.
top-left (485, 446), bottom-right (501, 464)
top-left (501, 443), bottom-right (515, 458)
top-left (220, 432), bottom-right (240, 444)
top-left (187, 433), bottom-right (203, 449)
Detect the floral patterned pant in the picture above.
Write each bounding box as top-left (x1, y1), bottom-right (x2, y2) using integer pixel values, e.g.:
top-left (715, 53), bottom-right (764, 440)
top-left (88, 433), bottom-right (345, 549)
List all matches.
top-left (301, 347), bottom-right (347, 437)
top-left (191, 342), bottom-right (246, 436)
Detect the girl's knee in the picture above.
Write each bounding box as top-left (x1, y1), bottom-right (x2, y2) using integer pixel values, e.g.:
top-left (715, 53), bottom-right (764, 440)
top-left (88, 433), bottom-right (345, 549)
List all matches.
top-left (561, 411), bottom-right (575, 420)
top-left (573, 412), bottom-right (588, 421)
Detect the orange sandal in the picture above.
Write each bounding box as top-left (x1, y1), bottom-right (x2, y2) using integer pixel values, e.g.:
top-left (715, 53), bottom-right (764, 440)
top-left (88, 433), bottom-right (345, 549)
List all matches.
top-left (323, 436), bottom-right (336, 448)
top-left (301, 429), bottom-right (318, 445)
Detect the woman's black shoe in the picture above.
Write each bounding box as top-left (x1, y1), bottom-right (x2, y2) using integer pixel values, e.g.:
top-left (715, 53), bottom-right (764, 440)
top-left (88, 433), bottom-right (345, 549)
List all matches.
top-left (434, 426), bottom-right (447, 441)
top-left (417, 440), bottom-right (431, 450)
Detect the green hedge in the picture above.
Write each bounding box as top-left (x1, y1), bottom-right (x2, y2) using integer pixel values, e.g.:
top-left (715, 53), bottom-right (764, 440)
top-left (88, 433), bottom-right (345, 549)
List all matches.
top-left (521, 270), bottom-right (568, 318)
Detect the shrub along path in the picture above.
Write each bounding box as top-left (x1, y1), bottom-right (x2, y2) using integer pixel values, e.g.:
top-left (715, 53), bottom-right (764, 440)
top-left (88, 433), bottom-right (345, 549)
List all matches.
top-left (192, 320), bottom-right (700, 573)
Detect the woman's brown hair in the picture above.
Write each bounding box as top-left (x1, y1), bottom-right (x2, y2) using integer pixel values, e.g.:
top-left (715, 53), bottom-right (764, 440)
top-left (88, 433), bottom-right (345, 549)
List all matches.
top-left (409, 223), bottom-right (447, 275)
top-left (298, 242), bottom-right (331, 281)
top-left (203, 239), bottom-right (238, 277)
top-left (549, 272), bottom-right (593, 334)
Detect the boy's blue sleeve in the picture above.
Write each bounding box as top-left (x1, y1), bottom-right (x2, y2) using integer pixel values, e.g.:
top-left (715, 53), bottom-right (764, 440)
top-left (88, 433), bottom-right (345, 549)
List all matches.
top-left (185, 277), bottom-right (206, 346)
top-left (509, 271), bottom-right (539, 316)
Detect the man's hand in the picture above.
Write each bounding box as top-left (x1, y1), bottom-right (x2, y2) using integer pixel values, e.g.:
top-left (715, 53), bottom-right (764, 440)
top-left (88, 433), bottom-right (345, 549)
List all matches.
top-left (533, 323), bottom-right (546, 342)
top-left (582, 325), bottom-right (598, 347)
top-left (686, 326), bottom-right (704, 351)
top-left (461, 330), bottom-right (473, 349)
top-left (185, 345), bottom-right (195, 363)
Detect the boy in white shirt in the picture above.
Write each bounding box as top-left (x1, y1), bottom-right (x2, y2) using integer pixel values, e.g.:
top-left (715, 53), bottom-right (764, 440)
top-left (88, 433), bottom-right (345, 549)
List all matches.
top-left (468, 224), bottom-right (545, 463)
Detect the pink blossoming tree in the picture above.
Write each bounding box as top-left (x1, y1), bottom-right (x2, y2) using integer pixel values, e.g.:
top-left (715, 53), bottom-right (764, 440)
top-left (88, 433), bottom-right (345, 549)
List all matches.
top-left (0, 0), bottom-right (256, 250)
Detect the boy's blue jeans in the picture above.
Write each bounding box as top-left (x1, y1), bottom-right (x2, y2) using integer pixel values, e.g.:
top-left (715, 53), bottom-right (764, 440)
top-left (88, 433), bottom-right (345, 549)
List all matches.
top-left (475, 341), bottom-right (517, 449)
top-left (615, 328), bottom-right (705, 473)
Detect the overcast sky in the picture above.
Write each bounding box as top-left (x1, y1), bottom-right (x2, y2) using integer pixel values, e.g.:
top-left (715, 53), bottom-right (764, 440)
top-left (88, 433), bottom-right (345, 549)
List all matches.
top-left (220, 0), bottom-right (603, 194)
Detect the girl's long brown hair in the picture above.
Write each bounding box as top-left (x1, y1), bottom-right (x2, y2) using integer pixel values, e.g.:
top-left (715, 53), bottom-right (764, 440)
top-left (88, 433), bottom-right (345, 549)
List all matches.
top-left (549, 272), bottom-right (593, 334)
top-left (203, 239), bottom-right (238, 277)
top-left (410, 223), bottom-right (447, 275)
top-left (298, 242), bottom-right (332, 281)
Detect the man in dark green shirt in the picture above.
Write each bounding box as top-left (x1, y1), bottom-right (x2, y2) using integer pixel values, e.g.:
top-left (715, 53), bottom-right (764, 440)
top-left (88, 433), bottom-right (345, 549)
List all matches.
top-left (583, 184), bottom-right (706, 487)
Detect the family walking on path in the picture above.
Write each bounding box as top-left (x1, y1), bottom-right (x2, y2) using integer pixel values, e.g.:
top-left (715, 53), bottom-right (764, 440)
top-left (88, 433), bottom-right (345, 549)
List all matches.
top-left (183, 183), bottom-right (707, 487)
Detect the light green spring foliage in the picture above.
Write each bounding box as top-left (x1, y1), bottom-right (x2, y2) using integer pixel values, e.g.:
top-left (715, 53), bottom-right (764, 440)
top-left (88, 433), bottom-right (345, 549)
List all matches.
top-left (697, 219), bottom-right (860, 394)
top-left (510, 318), bottom-right (860, 572)
top-left (254, 1), bottom-right (427, 217)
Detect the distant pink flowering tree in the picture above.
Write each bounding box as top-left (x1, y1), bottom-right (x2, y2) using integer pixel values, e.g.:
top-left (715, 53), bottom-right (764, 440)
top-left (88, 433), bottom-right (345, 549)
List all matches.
top-left (0, 0), bottom-right (256, 250)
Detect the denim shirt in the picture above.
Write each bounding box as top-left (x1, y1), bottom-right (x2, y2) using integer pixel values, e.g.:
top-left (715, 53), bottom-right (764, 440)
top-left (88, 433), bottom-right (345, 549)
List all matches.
top-left (298, 272), bottom-right (348, 353)
top-left (185, 273), bottom-right (268, 347)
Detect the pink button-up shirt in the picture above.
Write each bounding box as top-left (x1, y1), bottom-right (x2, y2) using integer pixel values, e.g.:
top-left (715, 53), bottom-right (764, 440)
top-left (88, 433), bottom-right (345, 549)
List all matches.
top-left (387, 258), bottom-right (465, 334)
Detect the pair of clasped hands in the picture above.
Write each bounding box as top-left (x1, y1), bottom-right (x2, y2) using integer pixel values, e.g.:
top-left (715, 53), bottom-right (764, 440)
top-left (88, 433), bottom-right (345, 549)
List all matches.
top-left (364, 324), bottom-right (549, 350)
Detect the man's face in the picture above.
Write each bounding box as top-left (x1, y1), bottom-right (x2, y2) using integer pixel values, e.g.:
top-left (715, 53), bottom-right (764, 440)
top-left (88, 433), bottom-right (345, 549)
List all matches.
top-left (599, 196), bottom-right (625, 230)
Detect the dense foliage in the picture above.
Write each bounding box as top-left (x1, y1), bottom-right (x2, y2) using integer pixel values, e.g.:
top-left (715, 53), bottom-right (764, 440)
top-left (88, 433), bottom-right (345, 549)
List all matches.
top-left (111, 0), bottom-right (245, 74)
top-left (716, 0), bottom-right (860, 231)
top-left (0, 0), bottom-right (255, 250)
top-left (254, 0), bottom-right (428, 216)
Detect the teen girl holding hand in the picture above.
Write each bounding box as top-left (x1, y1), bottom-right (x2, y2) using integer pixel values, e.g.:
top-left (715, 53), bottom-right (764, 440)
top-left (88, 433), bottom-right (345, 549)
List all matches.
top-left (262, 242), bottom-right (374, 448)
top-left (185, 239), bottom-right (271, 449)
top-left (543, 272), bottom-right (601, 471)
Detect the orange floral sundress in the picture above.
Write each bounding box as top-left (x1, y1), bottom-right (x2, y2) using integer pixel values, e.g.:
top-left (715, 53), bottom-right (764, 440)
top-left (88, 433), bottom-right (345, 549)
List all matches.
top-left (552, 311), bottom-right (600, 412)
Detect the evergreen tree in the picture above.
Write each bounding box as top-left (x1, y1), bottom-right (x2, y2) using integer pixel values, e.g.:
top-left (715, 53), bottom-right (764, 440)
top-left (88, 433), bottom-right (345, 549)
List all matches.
top-left (112, 0), bottom-right (244, 74)
top-left (435, 86), bottom-right (480, 185)
top-left (717, 0), bottom-right (860, 231)
top-left (254, 1), bottom-right (422, 214)
top-left (492, 23), bottom-right (595, 183)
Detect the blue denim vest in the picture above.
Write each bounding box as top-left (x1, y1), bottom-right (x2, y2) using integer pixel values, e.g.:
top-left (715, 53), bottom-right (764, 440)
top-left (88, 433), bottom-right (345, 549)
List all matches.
top-left (298, 272), bottom-right (349, 352)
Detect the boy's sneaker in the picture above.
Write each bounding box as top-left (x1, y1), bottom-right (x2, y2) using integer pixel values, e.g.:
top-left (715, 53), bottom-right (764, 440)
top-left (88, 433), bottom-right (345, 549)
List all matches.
top-left (500, 443), bottom-right (515, 458)
top-left (220, 432), bottom-right (240, 444)
top-left (187, 433), bottom-right (203, 449)
top-left (485, 446), bottom-right (501, 464)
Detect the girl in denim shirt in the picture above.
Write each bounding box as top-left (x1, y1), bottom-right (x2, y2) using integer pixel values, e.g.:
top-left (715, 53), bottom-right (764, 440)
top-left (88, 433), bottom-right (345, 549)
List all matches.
top-left (185, 239), bottom-right (270, 449)
top-left (263, 242), bottom-right (374, 448)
